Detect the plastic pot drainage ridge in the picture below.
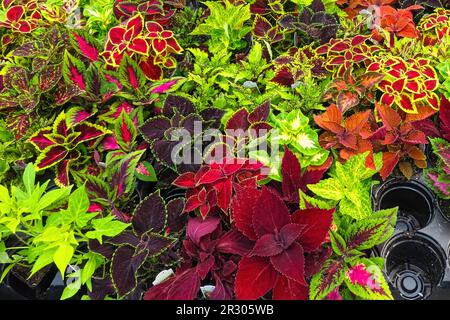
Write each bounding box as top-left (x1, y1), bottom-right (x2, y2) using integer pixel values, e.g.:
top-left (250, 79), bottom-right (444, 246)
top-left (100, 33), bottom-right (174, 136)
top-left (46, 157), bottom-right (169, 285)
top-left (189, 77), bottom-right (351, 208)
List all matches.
top-left (373, 178), bottom-right (450, 300)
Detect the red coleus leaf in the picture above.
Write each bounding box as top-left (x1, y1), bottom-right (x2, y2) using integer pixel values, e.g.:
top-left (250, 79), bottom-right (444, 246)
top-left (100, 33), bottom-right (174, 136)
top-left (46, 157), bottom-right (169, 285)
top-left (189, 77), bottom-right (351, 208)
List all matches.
top-left (235, 256), bottom-right (278, 300)
top-left (253, 14), bottom-right (272, 37)
top-left (232, 185), bottom-right (261, 241)
top-left (7, 5), bottom-right (25, 22)
top-left (248, 101), bottom-right (270, 123)
top-left (291, 208), bottom-right (334, 253)
top-left (270, 242), bottom-right (307, 286)
top-left (173, 172), bottom-right (196, 188)
top-left (281, 146), bottom-right (307, 202)
top-left (73, 123), bottom-right (108, 145)
top-left (272, 275), bottom-right (309, 300)
top-left (250, 233), bottom-right (284, 257)
top-left (252, 187), bottom-right (291, 237)
top-left (29, 128), bottom-right (54, 151)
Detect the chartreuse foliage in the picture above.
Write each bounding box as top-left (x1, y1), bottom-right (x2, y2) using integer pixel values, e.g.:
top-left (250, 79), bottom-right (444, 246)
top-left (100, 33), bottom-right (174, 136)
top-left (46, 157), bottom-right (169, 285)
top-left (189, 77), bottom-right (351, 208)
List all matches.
top-left (303, 152), bottom-right (382, 220)
top-left (190, 0), bottom-right (252, 53)
top-left (0, 164), bottom-right (129, 299)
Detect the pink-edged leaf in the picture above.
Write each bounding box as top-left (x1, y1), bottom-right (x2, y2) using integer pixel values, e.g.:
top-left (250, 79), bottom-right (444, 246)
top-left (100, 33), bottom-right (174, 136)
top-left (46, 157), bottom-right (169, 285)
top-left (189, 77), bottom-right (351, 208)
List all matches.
top-left (235, 256), bottom-right (278, 300)
top-left (270, 242), bottom-right (307, 285)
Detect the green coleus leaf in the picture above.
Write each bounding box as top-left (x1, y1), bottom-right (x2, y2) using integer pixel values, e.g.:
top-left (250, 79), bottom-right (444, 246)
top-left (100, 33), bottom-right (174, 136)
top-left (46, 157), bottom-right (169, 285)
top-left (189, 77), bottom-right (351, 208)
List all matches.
top-left (344, 259), bottom-right (393, 300)
top-left (53, 243), bottom-right (75, 277)
top-left (307, 178), bottom-right (343, 201)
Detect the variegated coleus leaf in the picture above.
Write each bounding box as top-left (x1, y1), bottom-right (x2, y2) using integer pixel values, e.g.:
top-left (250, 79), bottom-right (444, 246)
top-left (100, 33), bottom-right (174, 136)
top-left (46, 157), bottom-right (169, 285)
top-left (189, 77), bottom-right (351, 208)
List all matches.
top-left (344, 260), bottom-right (393, 300)
top-left (114, 110), bottom-right (137, 152)
top-left (118, 54), bottom-right (147, 92)
top-left (309, 258), bottom-right (347, 300)
top-left (62, 50), bottom-right (87, 91)
top-left (70, 30), bottom-right (101, 62)
top-left (424, 137), bottom-right (450, 199)
top-left (28, 112), bottom-right (110, 186)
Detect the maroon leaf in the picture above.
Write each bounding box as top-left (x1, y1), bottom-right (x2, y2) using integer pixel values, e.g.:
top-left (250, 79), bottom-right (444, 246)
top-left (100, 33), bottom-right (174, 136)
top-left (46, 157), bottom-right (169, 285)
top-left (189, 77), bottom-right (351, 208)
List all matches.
top-left (216, 229), bottom-right (254, 256)
top-left (251, 234), bottom-right (283, 257)
top-left (273, 275), bottom-right (309, 300)
top-left (231, 185), bottom-right (261, 241)
top-left (225, 108), bottom-right (250, 131)
top-left (248, 100), bottom-right (270, 123)
top-left (35, 146), bottom-right (68, 170)
top-left (270, 242), bottom-right (307, 286)
top-left (252, 187), bottom-right (291, 237)
top-left (291, 208), bottom-right (334, 252)
top-left (187, 216), bottom-right (220, 245)
top-left (235, 256), bottom-right (278, 300)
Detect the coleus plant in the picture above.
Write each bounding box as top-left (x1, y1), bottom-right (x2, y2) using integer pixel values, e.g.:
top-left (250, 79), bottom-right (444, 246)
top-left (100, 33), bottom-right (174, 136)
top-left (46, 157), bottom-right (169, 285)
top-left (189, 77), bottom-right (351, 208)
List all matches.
top-left (271, 46), bottom-right (328, 87)
top-left (316, 35), bottom-right (381, 77)
top-left (323, 69), bottom-right (384, 114)
top-left (101, 13), bottom-right (182, 80)
top-left (0, 0), bottom-right (42, 33)
top-left (372, 5), bottom-right (423, 40)
top-left (279, 0), bottom-right (339, 45)
top-left (144, 216), bottom-right (252, 300)
top-left (309, 207), bottom-right (398, 300)
top-left (252, 14), bottom-right (285, 44)
top-left (113, 0), bottom-right (175, 25)
top-left (314, 104), bottom-right (375, 168)
top-left (28, 112), bottom-right (110, 187)
top-left (139, 95), bottom-right (224, 173)
top-left (423, 137), bottom-right (450, 199)
top-left (232, 185), bottom-right (334, 299)
top-left (418, 8), bottom-right (450, 46)
top-left (304, 152), bottom-right (382, 220)
top-left (90, 190), bottom-right (185, 298)
top-left (371, 103), bottom-right (429, 180)
top-left (270, 109), bottom-right (330, 169)
top-left (172, 158), bottom-right (266, 219)
top-left (367, 56), bottom-right (441, 114)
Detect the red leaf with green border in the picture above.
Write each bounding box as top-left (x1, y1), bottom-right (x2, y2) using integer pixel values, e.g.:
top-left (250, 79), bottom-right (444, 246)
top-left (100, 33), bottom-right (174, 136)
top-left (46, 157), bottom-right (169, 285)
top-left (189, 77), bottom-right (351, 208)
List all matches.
top-left (119, 55), bottom-right (146, 91)
top-left (35, 145), bottom-right (68, 170)
top-left (70, 31), bottom-right (100, 62)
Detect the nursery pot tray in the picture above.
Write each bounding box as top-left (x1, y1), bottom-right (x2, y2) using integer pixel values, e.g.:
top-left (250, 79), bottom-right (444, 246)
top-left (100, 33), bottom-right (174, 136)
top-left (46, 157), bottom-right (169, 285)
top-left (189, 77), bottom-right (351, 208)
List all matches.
top-left (373, 179), bottom-right (450, 300)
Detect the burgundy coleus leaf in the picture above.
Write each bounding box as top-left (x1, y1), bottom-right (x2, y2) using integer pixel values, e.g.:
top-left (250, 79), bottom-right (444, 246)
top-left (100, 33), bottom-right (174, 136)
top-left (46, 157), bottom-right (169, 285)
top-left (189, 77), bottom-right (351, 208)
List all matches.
top-left (215, 228), bottom-right (253, 256)
top-left (281, 146), bottom-right (305, 202)
top-left (111, 245), bottom-right (148, 297)
top-left (270, 242), bottom-right (307, 286)
top-left (291, 208), bottom-right (334, 252)
top-left (231, 185), bottom-right (261, 241)
top-left (132, 191), bottom-right (167, 236)
top-left (55, 151), bottom-right (80, 187)
top-left (62, 50), bottom-right (86, 91)
top-left (272, 275), bottom-right (309, 300)
top-left (71, 31), bottom-right (100, 62)
top-left (252, 187), bottom-right (291, 237)
top-left (248, 100), bottom-right (270, 123)
top-left (144, 268), bottom-right (201, 300)
top-left (28, 127), bottom-right (54, 151)
top-left (253, 15), bottom-right (272, 37)
top-left (34, 145), bottom-right (68, 170)
top-left (187, 216), bottom-right (221, 246)
top-left (225, 108), bottom-right (251, 132)
top-left (73, 123), bottom-right (109, 145)
top-left (235, 256), bottom-right (278, 300)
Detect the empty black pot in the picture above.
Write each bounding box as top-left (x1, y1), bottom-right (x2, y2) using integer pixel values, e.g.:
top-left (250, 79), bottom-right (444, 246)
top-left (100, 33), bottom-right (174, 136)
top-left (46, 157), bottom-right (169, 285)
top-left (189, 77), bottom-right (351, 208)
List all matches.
top-left (381, 233), bottom-right (446, 300)
top-left (375, 179), bottom-right (435, 232)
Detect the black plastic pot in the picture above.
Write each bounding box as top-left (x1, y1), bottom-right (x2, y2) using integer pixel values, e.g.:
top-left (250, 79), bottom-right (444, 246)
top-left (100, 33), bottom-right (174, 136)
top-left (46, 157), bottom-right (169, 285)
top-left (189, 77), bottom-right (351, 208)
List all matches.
top-left (375, 179), bottom-right (435, 232)
top-left (381, 233), bottom-right (446, 300)
top-left (373, 178), bottom-right (450, 300)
